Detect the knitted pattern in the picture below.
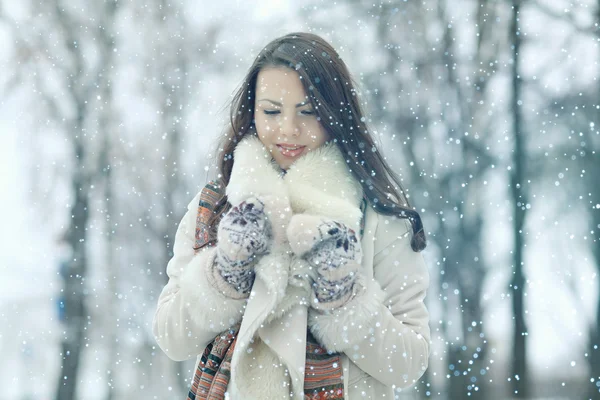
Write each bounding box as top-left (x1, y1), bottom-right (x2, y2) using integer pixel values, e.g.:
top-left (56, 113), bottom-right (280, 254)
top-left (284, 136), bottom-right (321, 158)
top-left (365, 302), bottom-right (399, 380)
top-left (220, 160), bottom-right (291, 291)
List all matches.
top-left (193, 180), bottom-right (223, 252)
top-left (215, 197), bottom-right (272, 294)
top-left (304, 219), bottom-right (362, 306)
top-left (287, 214), bottom-right (363, 309)
top-left (187, 325), bottom-right (345, 400)
top-left (187, 324), bottom-right (240, 400)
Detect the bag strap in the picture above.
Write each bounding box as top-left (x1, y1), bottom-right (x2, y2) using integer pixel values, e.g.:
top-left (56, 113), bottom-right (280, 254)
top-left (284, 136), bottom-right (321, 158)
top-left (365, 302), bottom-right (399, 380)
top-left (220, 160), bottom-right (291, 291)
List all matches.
top-left (193, 180), bottom-right (224, 252)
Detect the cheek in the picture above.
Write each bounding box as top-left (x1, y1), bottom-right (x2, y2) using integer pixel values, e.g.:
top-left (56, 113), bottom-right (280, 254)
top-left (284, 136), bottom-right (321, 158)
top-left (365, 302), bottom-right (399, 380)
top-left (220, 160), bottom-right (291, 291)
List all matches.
top-left (304, 122), bottom-right (328, 145)
top-left (302, 120), bottom-right (321, 134)
top-left (254, 113), bottom-right (271, 137)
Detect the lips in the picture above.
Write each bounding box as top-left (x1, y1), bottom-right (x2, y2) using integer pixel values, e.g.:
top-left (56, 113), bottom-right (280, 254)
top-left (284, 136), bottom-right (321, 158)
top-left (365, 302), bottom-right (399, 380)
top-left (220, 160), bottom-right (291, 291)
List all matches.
top-left (276, 144), bottom-right (306, 158)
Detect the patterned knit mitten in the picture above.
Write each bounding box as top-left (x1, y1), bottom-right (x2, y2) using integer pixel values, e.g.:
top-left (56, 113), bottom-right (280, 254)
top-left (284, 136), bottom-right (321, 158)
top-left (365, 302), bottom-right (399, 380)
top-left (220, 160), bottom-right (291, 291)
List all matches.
top-left (214, 197), bottom-right (272, 294)
top-left (287, 214), bottom-right (362, 310)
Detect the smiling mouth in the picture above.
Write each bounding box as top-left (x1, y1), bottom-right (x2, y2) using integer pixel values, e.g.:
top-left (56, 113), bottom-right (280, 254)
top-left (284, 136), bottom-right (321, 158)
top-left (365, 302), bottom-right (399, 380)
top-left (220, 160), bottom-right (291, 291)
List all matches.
top-left (276, 144), bottom-right (306, 158)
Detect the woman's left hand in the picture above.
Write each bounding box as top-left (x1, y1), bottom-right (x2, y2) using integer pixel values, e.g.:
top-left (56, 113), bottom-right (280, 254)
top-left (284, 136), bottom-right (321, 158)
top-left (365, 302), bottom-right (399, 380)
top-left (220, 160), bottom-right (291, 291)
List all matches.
top-left (286, 214), bottom-right (363, 309)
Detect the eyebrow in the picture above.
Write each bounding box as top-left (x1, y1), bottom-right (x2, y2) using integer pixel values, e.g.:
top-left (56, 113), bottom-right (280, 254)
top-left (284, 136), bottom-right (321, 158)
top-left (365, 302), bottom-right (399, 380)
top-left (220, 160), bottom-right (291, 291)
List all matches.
top-left (257, 99), bottom-right (310, 107)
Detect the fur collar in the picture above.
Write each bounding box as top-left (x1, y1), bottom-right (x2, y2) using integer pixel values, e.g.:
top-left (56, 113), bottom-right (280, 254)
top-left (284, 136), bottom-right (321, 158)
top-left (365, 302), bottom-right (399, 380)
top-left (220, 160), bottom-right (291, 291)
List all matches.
top-left (227, 134), bottom-right (364, 231)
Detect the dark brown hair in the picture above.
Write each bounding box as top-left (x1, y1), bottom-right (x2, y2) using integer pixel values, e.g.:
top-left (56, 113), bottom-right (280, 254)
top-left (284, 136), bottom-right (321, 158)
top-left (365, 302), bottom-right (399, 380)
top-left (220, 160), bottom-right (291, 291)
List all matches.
top-left (206, 32), bottom-right (426, 252)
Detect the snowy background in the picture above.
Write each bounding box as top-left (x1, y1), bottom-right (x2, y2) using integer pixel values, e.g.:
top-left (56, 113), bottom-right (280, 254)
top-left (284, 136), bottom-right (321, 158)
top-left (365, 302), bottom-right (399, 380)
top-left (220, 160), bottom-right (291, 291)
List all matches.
top-left (0, 0), bottom-right (599, 399)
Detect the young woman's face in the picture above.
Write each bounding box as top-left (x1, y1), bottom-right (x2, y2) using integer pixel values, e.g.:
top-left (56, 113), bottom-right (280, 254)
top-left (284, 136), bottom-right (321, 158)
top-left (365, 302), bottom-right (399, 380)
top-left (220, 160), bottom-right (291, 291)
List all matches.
top-left (254, 66), bottom-right (330, 170)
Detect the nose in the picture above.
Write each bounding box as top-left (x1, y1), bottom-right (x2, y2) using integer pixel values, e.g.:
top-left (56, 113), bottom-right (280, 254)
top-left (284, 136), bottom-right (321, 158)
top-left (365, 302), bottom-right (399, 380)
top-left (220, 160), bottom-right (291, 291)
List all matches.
top-left (279, 114), bottom-right (300, 138)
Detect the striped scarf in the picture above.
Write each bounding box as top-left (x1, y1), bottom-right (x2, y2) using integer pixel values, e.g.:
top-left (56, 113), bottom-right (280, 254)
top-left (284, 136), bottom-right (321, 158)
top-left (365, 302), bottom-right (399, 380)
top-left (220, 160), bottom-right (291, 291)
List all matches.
top-left (187, 180), bottom-right (366, 400)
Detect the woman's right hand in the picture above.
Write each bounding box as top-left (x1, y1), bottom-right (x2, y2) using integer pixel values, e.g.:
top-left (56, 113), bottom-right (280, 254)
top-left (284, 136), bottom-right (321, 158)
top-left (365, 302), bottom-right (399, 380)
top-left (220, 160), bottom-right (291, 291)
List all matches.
top-left (214, 197), bottom-right (272, 294)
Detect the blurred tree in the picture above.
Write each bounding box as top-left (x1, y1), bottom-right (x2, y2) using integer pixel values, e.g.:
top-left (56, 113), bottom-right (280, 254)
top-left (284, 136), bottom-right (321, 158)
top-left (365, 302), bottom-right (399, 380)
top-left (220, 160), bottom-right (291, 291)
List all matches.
top-left (0, 0), bottom-right (119, 398)
top-left (96, 4), bottom-right (118, 398)
top-left (535, 50), bottom-right (600, 400)
top-left (0, 0), bottom-right (122, 398)
top-left (509, 0), bottom-right (529, 397)
top-left (49, 3), bottom-right (120, 399)
top-left (526, 0), bottom-right (600, 397)
top-left (589, 1), bottom-right (600, 387)
top-left (544, 90), bottom-right (600, 399)
top-left (366, 1), bottom-right (500, 398)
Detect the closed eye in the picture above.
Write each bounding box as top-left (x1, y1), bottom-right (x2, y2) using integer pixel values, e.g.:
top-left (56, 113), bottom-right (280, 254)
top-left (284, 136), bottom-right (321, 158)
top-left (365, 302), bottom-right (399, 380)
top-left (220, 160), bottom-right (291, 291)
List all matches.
top-left (263, 110), bottom-right (315, 116)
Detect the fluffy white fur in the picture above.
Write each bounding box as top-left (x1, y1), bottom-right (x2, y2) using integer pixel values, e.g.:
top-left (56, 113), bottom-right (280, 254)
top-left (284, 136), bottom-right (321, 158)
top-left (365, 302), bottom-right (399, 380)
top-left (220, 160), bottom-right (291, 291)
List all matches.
top-left (308, 277), bottom-right (386, 352)
top-left (228, 336), bottom-right (292, 399)
top-left (179, 247), bottom-right (247, 330)
top-left (252, 250), bottom-right (293, 310)
top-left (228, 137), bottom-right (293, 249)
top-left (228, 249), bottom-right (301, 399)
top-left (285, 140), bottom-right (364, 232)
top-left (227, 136), bottom-right (287, 204)
top-left (230, 135), bottom-right (363, 231)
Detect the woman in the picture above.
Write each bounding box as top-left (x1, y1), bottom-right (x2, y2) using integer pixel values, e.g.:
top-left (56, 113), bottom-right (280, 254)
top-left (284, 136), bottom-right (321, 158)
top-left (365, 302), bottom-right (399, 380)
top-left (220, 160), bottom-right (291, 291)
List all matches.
top-left (153, 32), bottom-right (430, 399)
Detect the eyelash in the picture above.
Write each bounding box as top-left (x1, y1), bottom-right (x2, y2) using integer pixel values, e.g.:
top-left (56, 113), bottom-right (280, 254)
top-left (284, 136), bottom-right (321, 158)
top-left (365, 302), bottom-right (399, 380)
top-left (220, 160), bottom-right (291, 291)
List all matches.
top-left (263, 110), bottom-right (315, 116)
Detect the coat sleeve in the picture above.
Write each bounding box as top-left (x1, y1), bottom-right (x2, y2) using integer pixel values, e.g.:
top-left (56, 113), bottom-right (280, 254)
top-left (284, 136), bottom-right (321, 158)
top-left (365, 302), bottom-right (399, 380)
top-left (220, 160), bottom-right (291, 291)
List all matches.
top-left (307, 218), bottom-right (431, 389)
top-left (152, 191), bottom-right (247, 362)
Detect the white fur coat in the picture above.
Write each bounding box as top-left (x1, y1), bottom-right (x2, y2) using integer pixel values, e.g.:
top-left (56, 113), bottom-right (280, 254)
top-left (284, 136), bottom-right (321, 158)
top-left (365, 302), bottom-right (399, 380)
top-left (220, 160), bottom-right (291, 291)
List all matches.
top-left (153, 134), bottom-right (431, 400)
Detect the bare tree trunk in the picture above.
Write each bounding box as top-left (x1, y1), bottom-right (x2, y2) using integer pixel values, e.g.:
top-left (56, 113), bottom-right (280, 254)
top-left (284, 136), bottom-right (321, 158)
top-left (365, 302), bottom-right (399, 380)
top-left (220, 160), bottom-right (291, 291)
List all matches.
top-left (53, 5), bottom-right (92, 390)
top-left (52, 1), bottom-right (119, 398)
top-left (81, 3), bottom-right (120, 399)
top-left (588, 0), bottom-right (600, 379)
top-left (586, 4), bottom-right (600, 398)
top-left (100, 34), bottom-right (118, 400)
top-left (509, 1), bottom-right (529, 398)
top-left (57, 126), bottom-right (90, 400)
top-left (102, 126), bottom-right (119, 400)
top-left (103, 161), bottom-right (118, 400)
top-left (436, 1), bottom-right (495, 397)
top-left (588, 174), bottom-right (600, 398)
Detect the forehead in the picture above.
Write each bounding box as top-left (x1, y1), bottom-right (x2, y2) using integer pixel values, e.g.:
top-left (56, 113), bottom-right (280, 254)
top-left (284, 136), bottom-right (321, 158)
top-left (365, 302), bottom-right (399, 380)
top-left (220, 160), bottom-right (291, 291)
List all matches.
top-left (256, 67), bottom-right (308, 101)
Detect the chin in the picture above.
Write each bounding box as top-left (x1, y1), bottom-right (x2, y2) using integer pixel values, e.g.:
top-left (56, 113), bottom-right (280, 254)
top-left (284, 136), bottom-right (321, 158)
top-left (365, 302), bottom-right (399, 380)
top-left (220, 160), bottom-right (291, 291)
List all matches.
top-left (277, 160), bottom-right (292, 170)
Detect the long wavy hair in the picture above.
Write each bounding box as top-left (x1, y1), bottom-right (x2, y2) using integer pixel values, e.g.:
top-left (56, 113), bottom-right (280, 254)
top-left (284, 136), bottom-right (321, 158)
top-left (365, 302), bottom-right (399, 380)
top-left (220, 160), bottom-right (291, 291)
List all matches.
top-left (205, 32), bottom-right (426, 252)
